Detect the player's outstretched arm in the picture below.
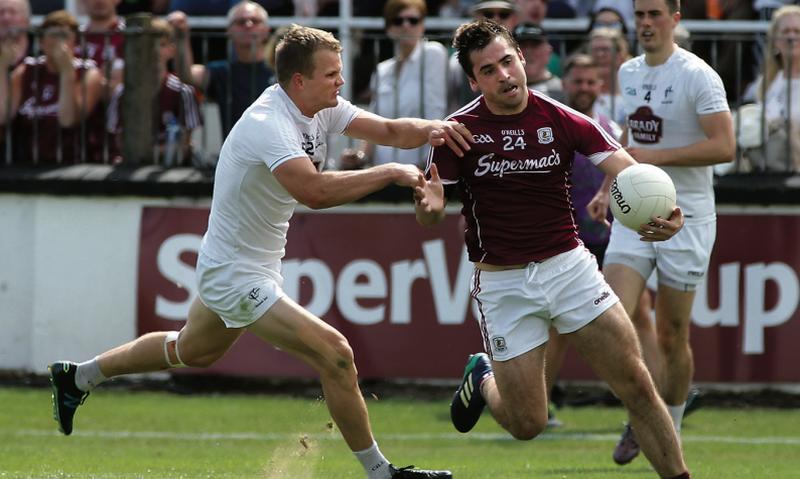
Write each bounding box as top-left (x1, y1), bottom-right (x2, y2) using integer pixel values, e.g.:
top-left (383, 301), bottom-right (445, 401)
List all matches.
top-left (273, 156), bottom-right (423, 210)
top-left (344, 111), bottom-right (473, 157)
top-left (415, 163), bottom-right (446, 227)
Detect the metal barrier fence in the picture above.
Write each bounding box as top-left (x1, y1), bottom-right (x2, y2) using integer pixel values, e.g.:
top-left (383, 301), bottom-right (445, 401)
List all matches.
top-left (1, 18), bottom-right (796, 174)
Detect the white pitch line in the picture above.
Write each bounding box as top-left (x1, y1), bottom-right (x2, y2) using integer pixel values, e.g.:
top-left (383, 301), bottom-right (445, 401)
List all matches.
top-left (13, 429), bottom-right (800, 446)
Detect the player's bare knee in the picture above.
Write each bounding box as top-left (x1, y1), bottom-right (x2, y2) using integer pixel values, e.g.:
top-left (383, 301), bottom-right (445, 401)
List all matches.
top-left (163, 331), bottom-right (187, 369)
top-left (613, 362), bottom-right (658, 407)
top-left (182, 352), bottom-right (220, 369)
top-left (657, 329), bottom-right (687, 358)
top-left (166, 334), bottom-right (225, 369)
top-left (508, 417), bottom-right (547, 441)
top-left (318, 333), bottom-right (356, 379)
top-left (620, 373), bottom-right (660, 411)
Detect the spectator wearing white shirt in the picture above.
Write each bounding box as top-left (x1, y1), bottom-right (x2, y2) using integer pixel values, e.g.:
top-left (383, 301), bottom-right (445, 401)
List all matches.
top-left (750, 5), bottom-right (800, 171)
top-left (342, 0), bottom-right (447, 169)
top-left (587, 27), bottom-right (630, 125)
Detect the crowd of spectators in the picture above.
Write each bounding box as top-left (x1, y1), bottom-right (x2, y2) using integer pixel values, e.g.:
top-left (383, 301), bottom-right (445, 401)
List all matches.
top-left (1, 0), bottom-right (798, 172)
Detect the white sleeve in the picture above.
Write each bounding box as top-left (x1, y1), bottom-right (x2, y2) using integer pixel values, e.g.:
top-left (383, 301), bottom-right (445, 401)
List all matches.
top-left (693, 65), bottom-right (730, 116)
top-left (320, 96), bottom-right (363, 134)
top-left (231, 110), bottom-right (307, 171)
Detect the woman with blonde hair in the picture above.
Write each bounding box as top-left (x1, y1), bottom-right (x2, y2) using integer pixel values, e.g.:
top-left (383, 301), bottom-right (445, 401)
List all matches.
top-left (752, 5), bottom-right (800, 171)
top-left (587, 27), bottom-right (630, 125)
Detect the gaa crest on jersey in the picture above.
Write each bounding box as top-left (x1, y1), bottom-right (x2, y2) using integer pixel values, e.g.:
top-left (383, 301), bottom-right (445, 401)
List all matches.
top-left (42, 85), bottom-right (55, 101)
top-left (537, 127), bottom-right (554, 144)
top-left (627, 106), bottom-right (663, 144)
top-left (492, 336), bottom-right (507, 353)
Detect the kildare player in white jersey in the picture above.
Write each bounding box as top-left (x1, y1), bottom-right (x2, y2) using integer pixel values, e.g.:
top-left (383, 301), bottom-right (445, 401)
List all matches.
top-left (47, 25), bottom-right (473, 479)
top-left (588, 0), bottom-right (735, 466)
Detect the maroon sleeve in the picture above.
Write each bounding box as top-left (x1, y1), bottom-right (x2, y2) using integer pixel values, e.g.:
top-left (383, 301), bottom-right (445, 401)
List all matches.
top-left (550, 99), bottom-right (620, 158)
top-left (425, 142), bottom-right (461, 185)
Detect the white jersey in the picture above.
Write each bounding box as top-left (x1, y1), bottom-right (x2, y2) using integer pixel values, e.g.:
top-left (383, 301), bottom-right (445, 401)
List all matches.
top-left (618, 47), bottom-right (729, 224)
top-left (200, 84), bottom-right (362, 264)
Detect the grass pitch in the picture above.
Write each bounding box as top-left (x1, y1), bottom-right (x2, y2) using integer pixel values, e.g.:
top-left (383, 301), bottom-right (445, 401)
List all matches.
top-left (1, 386), bottom-right (799, 478)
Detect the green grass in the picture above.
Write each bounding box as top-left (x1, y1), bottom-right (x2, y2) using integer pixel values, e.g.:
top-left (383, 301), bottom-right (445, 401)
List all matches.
top-left (1, 386), bottom-right (799, 478)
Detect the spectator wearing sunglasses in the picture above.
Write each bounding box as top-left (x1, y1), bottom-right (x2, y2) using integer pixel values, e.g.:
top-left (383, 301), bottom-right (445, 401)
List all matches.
top-left (447, 1), bottom-right (518, 112)
top-left (172, 1), bottom-right (276, 137)
top-left (470, 0), bottom-right (519, 29)
top-left (341, 0), bottom-right (447, 169)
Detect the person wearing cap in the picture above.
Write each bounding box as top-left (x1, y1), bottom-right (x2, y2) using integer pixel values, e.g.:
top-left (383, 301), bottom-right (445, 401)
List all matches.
top-left (514, 22), bottom-right (564, 102)
top-left (469, 0), bottom-right (519, 30)
top-left (448, 0), bottom-right (519, 112)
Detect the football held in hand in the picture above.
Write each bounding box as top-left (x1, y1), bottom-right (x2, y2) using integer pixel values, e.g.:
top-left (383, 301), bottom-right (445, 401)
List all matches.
top-left (609, 164), bottom-right (677, 230)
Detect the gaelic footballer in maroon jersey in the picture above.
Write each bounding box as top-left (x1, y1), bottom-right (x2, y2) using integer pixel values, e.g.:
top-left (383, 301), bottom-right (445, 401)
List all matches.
top-left (413, 20), bottom-right (691, 479)
top-left (429, 88), bottom-right (619, 265)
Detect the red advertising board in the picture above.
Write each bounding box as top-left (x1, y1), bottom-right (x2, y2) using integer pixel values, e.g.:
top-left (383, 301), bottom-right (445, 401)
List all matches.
top-left (138, 206), bottom-right (800, 382)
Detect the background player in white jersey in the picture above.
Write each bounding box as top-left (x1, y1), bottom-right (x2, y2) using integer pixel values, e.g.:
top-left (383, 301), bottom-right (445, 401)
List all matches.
top-left (414, 20), bottom-right (692, 479)
top-left (47, 24), bottom-right (473, 479)
top-left (587, 0), bottom-right (735, 466)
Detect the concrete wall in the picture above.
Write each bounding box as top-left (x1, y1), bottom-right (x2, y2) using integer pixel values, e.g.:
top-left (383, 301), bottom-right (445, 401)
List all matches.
top-left (0, 194), bottom-right (209, 373)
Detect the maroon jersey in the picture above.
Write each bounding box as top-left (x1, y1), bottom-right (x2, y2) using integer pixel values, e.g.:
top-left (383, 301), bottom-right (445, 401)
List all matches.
top-left (428, 89), bottom-right (620, 265)
top-left (12, 56), bottom-right (100, 164)
top-left (107, 73), bottom-right (201, 141)
top-left (77, 18), bottom-right (125, 71)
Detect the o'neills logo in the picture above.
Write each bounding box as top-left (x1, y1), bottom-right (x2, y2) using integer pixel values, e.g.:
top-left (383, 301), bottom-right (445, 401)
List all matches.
top-left (593, 291), bottom-right (611, 305)
top-left (627, 106), bottom-right (663, 144)
top-left (474, 150), bottom-right (561, 178)
top-left (610, 179), bottom-right (631, 213)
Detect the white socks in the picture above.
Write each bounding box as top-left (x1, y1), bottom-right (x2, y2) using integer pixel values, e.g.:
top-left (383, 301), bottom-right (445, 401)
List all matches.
top-left (667, 402), bottom-right (686, 432)
top-left (354, 441), bottom-right (392, 479)
top-left (75, 357), bottom-right (107, 392)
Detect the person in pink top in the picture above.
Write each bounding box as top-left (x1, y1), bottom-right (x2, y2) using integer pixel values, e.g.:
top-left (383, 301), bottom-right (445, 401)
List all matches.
top-left (414, 20), bottom-right (692, 479)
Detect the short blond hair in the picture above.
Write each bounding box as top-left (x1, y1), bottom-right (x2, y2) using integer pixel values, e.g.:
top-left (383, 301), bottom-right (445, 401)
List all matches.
top-left (275, 24), bottom-right (341, 87)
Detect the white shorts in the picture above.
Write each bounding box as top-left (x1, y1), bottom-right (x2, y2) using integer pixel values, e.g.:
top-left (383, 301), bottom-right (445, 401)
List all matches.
top-left (196, 253), bottom-right (286, 328)
top-left (604, 220), bottom-right (716, 291)
top-left (471, 246), bottom-right (619, 361)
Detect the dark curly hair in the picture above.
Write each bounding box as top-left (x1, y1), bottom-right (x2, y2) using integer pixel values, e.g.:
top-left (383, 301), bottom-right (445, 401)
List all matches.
top-left (452, 20), bottom-right (518, 80)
